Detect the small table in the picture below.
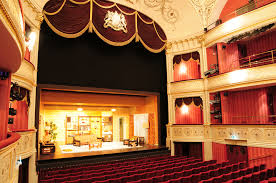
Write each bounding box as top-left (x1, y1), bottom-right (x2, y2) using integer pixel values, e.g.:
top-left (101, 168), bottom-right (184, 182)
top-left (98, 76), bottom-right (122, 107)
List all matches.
top-left (40, 143), bottom-right (55, 154)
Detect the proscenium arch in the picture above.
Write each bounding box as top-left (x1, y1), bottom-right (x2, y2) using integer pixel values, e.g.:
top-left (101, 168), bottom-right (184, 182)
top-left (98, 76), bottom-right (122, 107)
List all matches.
top-left (42, 0), bottom-right (168, 53)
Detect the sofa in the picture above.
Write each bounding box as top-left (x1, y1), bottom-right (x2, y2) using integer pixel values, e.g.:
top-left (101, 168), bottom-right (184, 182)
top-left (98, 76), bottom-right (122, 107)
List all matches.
top-left (73, 134), bottom-right (97, 147)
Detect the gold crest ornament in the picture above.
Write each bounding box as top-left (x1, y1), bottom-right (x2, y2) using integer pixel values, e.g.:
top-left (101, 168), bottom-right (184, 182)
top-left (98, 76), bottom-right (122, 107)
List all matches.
top-left (104, 11), bottom-right (127, 33)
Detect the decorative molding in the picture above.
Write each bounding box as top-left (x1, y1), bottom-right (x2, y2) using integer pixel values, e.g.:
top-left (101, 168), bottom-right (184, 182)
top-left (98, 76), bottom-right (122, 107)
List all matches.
top-left (16, 130), bottom-right (36, 159)
top-left (0, 0), bottom-right (25, 59)
top-left (143, 0), bottom-right (178, 25)
top-left (168, 79), bottom-right (204, 95)
top-left (166, 34), bottom-right (204, 54)
top-left (23, 0), bottom-right (43, 29)
top-left (0, 138), bottom-right (19, 183)
top-left (167, 124), bottom-right (276, 149)
top-left (104, 11), bottom-right (128, 33)
top-left (189, 0), bottom-right (216, 28)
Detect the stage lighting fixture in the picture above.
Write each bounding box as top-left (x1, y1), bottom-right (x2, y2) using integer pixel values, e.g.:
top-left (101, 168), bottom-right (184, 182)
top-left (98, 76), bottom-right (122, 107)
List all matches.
top-left (10, 82), bottom-right (22, 101)
top-left (8, 118), bottom-right (14, 124)
top-left (210, 109), bottom-right (221, 114)
top-left (204, 64), bottom-right (219, 77)
top-left (214, 114), bottom-right (222, 119)
top-left (0, 71), bottom-right (9, 80)
top-left (9, 108), bottom-right (17, 116)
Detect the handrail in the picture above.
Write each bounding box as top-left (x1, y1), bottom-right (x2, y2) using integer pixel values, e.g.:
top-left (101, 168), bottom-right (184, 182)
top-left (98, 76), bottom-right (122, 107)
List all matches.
top-left (248, 154), bottom-right (272, 162)
top-left (0, 132), bottom-right (21, 149)
top-left (206, 0), bottom-right (275, 31)
top-left (225, 49), bottom-right (276, 73)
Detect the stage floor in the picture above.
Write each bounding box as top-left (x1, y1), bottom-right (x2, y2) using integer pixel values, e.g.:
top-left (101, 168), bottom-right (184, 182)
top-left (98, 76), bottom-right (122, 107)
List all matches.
top-left (38, 142), bottom-right (162, 161)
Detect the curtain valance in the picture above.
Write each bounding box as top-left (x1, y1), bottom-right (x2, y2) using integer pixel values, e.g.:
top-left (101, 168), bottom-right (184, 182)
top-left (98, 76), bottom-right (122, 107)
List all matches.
top-left (43, 0), bottom-right (167, 53)
top-left (173, 51), bottom-right (200, 65)
top-left (175, 97), bottom-right (202, 108)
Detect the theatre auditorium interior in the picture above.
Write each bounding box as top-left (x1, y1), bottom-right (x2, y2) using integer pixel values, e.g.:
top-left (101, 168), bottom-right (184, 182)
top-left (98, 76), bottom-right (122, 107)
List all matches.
top-left (2, 0), bottom-right (276, 183)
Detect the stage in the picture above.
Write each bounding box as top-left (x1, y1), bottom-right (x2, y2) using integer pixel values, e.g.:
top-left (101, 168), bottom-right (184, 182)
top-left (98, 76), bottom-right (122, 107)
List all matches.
top-left (38, 142), bottom-right (166, 161)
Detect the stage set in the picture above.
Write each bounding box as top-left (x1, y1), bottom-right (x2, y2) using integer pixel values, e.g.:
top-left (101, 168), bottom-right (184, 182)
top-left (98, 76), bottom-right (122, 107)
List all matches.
top-left (38, 88), bottom-right (160, 160)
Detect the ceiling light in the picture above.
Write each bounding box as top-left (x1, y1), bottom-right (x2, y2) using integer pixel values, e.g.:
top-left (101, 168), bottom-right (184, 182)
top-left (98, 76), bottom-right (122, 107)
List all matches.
top-left (111, 109), bottom-right (116, 112)
top-left (77, 108), bottom-right (83, 111)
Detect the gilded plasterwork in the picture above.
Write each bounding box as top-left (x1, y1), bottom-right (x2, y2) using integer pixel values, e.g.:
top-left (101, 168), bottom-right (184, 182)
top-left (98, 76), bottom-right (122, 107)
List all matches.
top-left (189, 0), bottom-right (216, 28)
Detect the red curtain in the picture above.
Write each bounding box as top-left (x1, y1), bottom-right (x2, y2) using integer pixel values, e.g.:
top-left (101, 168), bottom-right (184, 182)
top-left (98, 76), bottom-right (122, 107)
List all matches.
top-left (212, 142), bottom-right (227, 163)
top-left (0, 75), bottom-right (11, 140)
top-left (248, 146), bottom-right (276, 169)
top-left (175, 104), bottom-right (203, 124)
top-left (227, 145), bottom-right (248, 163)
top-left (43, 0), bottom-right (167, 52)
top-left (24, 47), bottom-right (30, 62)
top-left (245, 30), bottom-right (276, 56)
top-left (189, 143), bottom-right (203, 159)
top-left (173, 52), bottom-right (201, 82)
top-left (221, 88), bottom-right (269, 124)
top-left (173, 61), bottom-right (201, 81)
top-left (217, 42), bottom-right (240, 74)
top-left (8, 101), bottom-right (28, 131)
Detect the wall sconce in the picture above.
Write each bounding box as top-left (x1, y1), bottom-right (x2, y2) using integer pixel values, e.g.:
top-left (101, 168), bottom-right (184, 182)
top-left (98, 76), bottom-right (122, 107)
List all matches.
top-left (181, 104), bottom-right (189, 114)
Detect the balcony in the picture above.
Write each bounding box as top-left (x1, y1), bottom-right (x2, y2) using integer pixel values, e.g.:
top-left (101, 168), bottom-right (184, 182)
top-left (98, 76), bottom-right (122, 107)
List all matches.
top-left (0, 0), bottom-right (25, 73)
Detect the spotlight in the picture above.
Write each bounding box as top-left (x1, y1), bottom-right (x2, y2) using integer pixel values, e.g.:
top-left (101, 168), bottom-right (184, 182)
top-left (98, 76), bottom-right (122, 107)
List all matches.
top-left (8, 118), bottom-right (14, 124)
top-left (214, 114), bottom-right (222, 119)
top-left (0, 71), bottom-right (9, 80)
top-left (9, 108), bottom-right (17, 116)
top-left (210, 109), bottom-right (221, 114)
top-left (10, 82), bottom-right (22, 101)
top-left (204, 64), bottom-right (219, 77)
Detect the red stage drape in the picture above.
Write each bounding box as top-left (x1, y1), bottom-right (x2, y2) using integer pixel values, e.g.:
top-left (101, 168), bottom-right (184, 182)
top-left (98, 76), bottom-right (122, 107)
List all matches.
top-left (43, 0), bottom-right (167, 53)
top-left (218, 42), bottom-right (240, 74)
top-left (248, 146), bottom-right (276, 169)
top-left (175, 97), bottom-right (203, 124)
top-left (212, 142), bottom-right (227, 163)
top-left (173, 52), bottom-right (201, 81)
top-left (221, 88), bottom-right (269, 124)
top-left (8, 101), bottom-right (28, 131)
top-left (0, 75), bottom-right (11, 140)
top-left (24, 47), bottom-right (30, 62)
top-left (244, 30), bottom-right (276, 56)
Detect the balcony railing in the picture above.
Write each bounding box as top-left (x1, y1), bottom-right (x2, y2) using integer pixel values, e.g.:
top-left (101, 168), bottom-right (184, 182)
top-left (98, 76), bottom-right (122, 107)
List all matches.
top-left (206, 0), bottom-right (275, 31)
top-left (239, 49), bottom-right (276, 68)
top-left (223, 49), bottom-right (276, 74)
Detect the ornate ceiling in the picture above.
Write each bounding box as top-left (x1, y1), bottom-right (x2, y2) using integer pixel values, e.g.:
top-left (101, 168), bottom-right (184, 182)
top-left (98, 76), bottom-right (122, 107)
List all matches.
top-left (26, 0), bottom-right (228, 41)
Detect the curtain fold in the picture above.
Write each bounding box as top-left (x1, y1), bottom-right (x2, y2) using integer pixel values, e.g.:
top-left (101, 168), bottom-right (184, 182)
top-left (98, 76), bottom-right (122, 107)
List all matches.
top-left (221, 88), bottom-right (269, 124)
top-left (173, 52), bottom-right (201, 82)
top-left (175, 103), bottom-right (202, 124)
top-left (43, 0), bottom-right (167, 53)
top-left (218, 42), bottom-right (240, 74)
top-left (248, 146), bottom-right (276, 169)
top-left (212, 142), bottom-right (227, 163)
top-left (8, 101), bottom-right (28, 131)
top-left (0, 75), bottom-right (11, 140)
top-left (245, 30), bottom-right (276, 56)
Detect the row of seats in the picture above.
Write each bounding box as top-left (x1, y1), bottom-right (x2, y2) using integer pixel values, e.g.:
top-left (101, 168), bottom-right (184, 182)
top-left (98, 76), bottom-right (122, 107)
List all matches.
top-left (42, 161), bottom-right (248, 183)
top-left (199, 164), bottom-right (265, 183)
top-left (126, 161), bottom-right (246, 183)
top-left (44, 154), bottom-right (181, 177)
top-left (45, 157), bottom-right (199, 180)
top-left (41, 158), bottom-right (207, 182)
